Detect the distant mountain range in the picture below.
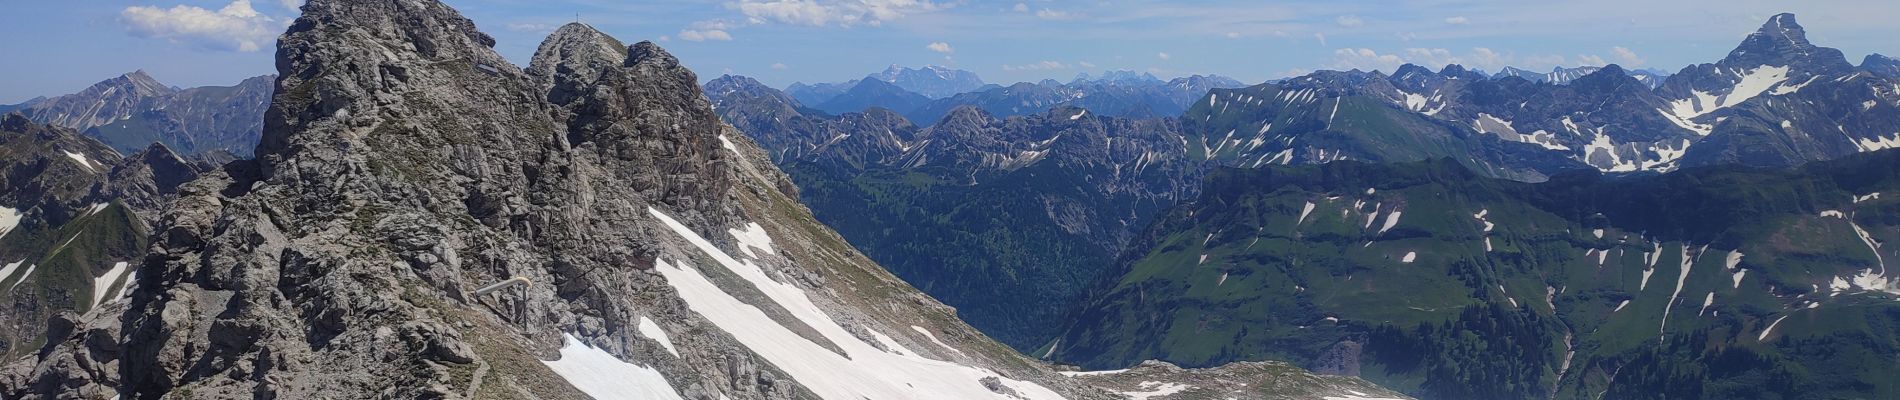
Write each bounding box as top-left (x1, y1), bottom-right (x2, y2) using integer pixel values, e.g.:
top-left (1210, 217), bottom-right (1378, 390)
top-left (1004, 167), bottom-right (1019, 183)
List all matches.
top-left (709, 12), bottom-right (1900, 400)
top-left (2, 72), bottom-right (271, 159)
top-left (1492, 65), bottom-right (1671, 88)
top-left (766, 67), bottom-right (1249, 124)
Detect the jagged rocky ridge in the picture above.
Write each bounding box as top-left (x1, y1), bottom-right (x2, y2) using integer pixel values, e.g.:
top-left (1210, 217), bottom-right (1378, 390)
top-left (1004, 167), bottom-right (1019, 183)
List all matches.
top-left (0, 1), bottom-right (1400, 399)
top-left (1192, 13), bottom-right (1900, 177)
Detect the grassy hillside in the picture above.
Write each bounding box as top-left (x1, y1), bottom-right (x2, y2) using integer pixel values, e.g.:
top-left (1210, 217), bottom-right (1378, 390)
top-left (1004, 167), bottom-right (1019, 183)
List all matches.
top-left (1056, 151), bottom-right (1900, 399)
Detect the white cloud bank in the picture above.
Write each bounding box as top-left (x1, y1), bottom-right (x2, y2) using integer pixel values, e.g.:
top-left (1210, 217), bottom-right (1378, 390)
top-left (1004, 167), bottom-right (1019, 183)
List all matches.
top-left (120, 0), bottom-right (283, 52)
top-left (729, 0), bottom-right (943, 27)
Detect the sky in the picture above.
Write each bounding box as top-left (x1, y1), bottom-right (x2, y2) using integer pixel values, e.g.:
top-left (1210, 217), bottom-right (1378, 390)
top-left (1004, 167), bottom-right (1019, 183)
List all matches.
top-left (3, 0), bottom-right (1898, 104)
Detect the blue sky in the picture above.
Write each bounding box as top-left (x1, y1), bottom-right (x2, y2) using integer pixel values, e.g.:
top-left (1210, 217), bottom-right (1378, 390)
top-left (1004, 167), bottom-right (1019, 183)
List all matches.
top-left (3, 0), bottom-right (1897, 104)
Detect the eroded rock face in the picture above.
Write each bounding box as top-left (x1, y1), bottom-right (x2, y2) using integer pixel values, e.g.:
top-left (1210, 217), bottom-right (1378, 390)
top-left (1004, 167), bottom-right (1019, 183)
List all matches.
top-left (0, 0), bottom-right (1036, 398)
top-left (4, 0), bottom-right (751, 396)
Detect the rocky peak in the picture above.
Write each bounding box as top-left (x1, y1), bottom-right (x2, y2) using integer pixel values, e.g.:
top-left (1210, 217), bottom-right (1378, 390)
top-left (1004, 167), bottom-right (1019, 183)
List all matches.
top-left (0, 113), bottom-right (28, 132)
top-left (1723, 13), bottom-right (1852, 73)
top-left (527, 23), bottom-right (627, 91)
top-left (113, 70), bottom-right (174, 97)
top-left (1569, 64), bottom-right (1643, 91)
top-left (1864, 53), bottom-right (1900, 79)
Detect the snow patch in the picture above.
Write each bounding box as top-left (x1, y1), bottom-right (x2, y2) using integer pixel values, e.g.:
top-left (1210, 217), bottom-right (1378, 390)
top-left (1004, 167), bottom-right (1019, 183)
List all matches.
top-left (647, 208), bottom-right (1061, 400)
top-left (63, 151), bottom-right (97, 173)
top-left (1058, 369), bottom-right (1129, 377)
top-left (90, 262), bottom-right (130, 309)
top-left (719, 135), bottom-right (741, 155)
top-left (729, 223), bottom-right (776, 259)
top-left (544, 333), bottom-right (685, 400)
top-left (9, 264), bottom-right (35, 291)
top-left (1658, 244), bottom-right (1696, 341)
top-left (0, 206), bottom-right (21, 239)
top-left (637, 316), bottom-right (680, 358)
top-left (1377, 211), bottom-right (1402, 235)
top-left (1758, 315), bottom-right (1791, 342)
top-left (1472, 114), bottom-right (1569, 151)
top-left (1401, 252), bottom-right (1417, 263)
top-left (910, 326), bottom-right (967, 357)
top-left (1854, 133), bottom-right (1900, 152)
top-left (1667, 65), bottom-right (1791, 120)
top-left (0, 260), bottom-right (25, 288)
top-left (1119, 381), bottom-right (1191, 400)
top-left (1297, 202), bottom-right (1316, 226)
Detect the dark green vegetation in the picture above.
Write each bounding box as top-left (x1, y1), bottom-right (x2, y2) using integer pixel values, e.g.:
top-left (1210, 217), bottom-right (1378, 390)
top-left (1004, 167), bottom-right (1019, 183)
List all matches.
top-left (0, 201), bottom-right (146, 359)
top-left (778, 110), bottom-right (1197, 350)
top-left (782, 162), bottom-right (1122, 349)
top-left (1055, 151), bottom-right (1900, 399)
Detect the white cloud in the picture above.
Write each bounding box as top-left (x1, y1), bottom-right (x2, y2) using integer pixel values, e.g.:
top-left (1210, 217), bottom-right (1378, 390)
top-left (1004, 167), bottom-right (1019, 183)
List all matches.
top-left (1035, 9), bottom-right (1073, 20)
top-left (1313, 33), bottom-right (1327, 45)
top-left (120, 0), bottom-right (282, 52)
top-left (1468, 48), bottom-right (1507, 69)
top-left (1329, 47), bottom-right (1526, 73)
top-left (1335, 15), bottom-right (1364, 28)
top-left (1225, 32), bottom-right (1241, 39)
top-left (681, 20), bottom-right (736, 41)
top-left (279, 0), bottom-right (303, 12)
top-left (1611, 46), bottom-right (1645, 67)
top-left (1012, 3), bottom-right (1028, 12)
top-left (1157, 52), bottom-right (1171, 60)
top-left (771, 62), bottom-right (789, 70)
top-left (1576, 54), bottom-right (1608, 67)
top-left (1330, 48), bottom-right (1407, 73)
top-left (730, 0), bottom-right (943, 27)
top-left (507, 23), bottom-right (557, 33)
top-left (1002, 61), bottom-right (1069, 71)
top-left (926, 41), bottom-right (953, 54)
top-left (680, 29), bottom-right (733, 41)
top-left (1078, 61), bottom-right (1097, 68)
top-left (1444, 16), bottom-right (1469, 25)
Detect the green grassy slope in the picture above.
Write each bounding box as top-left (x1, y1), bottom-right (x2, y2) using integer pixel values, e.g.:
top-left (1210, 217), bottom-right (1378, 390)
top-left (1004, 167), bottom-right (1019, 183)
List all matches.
top-left (1057, 152), bottom-right (1900, 399)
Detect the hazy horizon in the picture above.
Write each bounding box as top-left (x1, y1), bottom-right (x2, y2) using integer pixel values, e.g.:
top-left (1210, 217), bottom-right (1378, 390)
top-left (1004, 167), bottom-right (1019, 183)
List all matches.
top-left (4, 0), bottom-right (1897, 104)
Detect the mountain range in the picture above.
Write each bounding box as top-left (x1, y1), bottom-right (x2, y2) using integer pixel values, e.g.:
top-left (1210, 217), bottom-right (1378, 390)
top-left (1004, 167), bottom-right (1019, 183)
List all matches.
top-left (707, 11), bottom-right (1900, 400)
top-left (3, 72), bottom-right (273, 159)
top-left (0, 0), bottom-right (1407, 398)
